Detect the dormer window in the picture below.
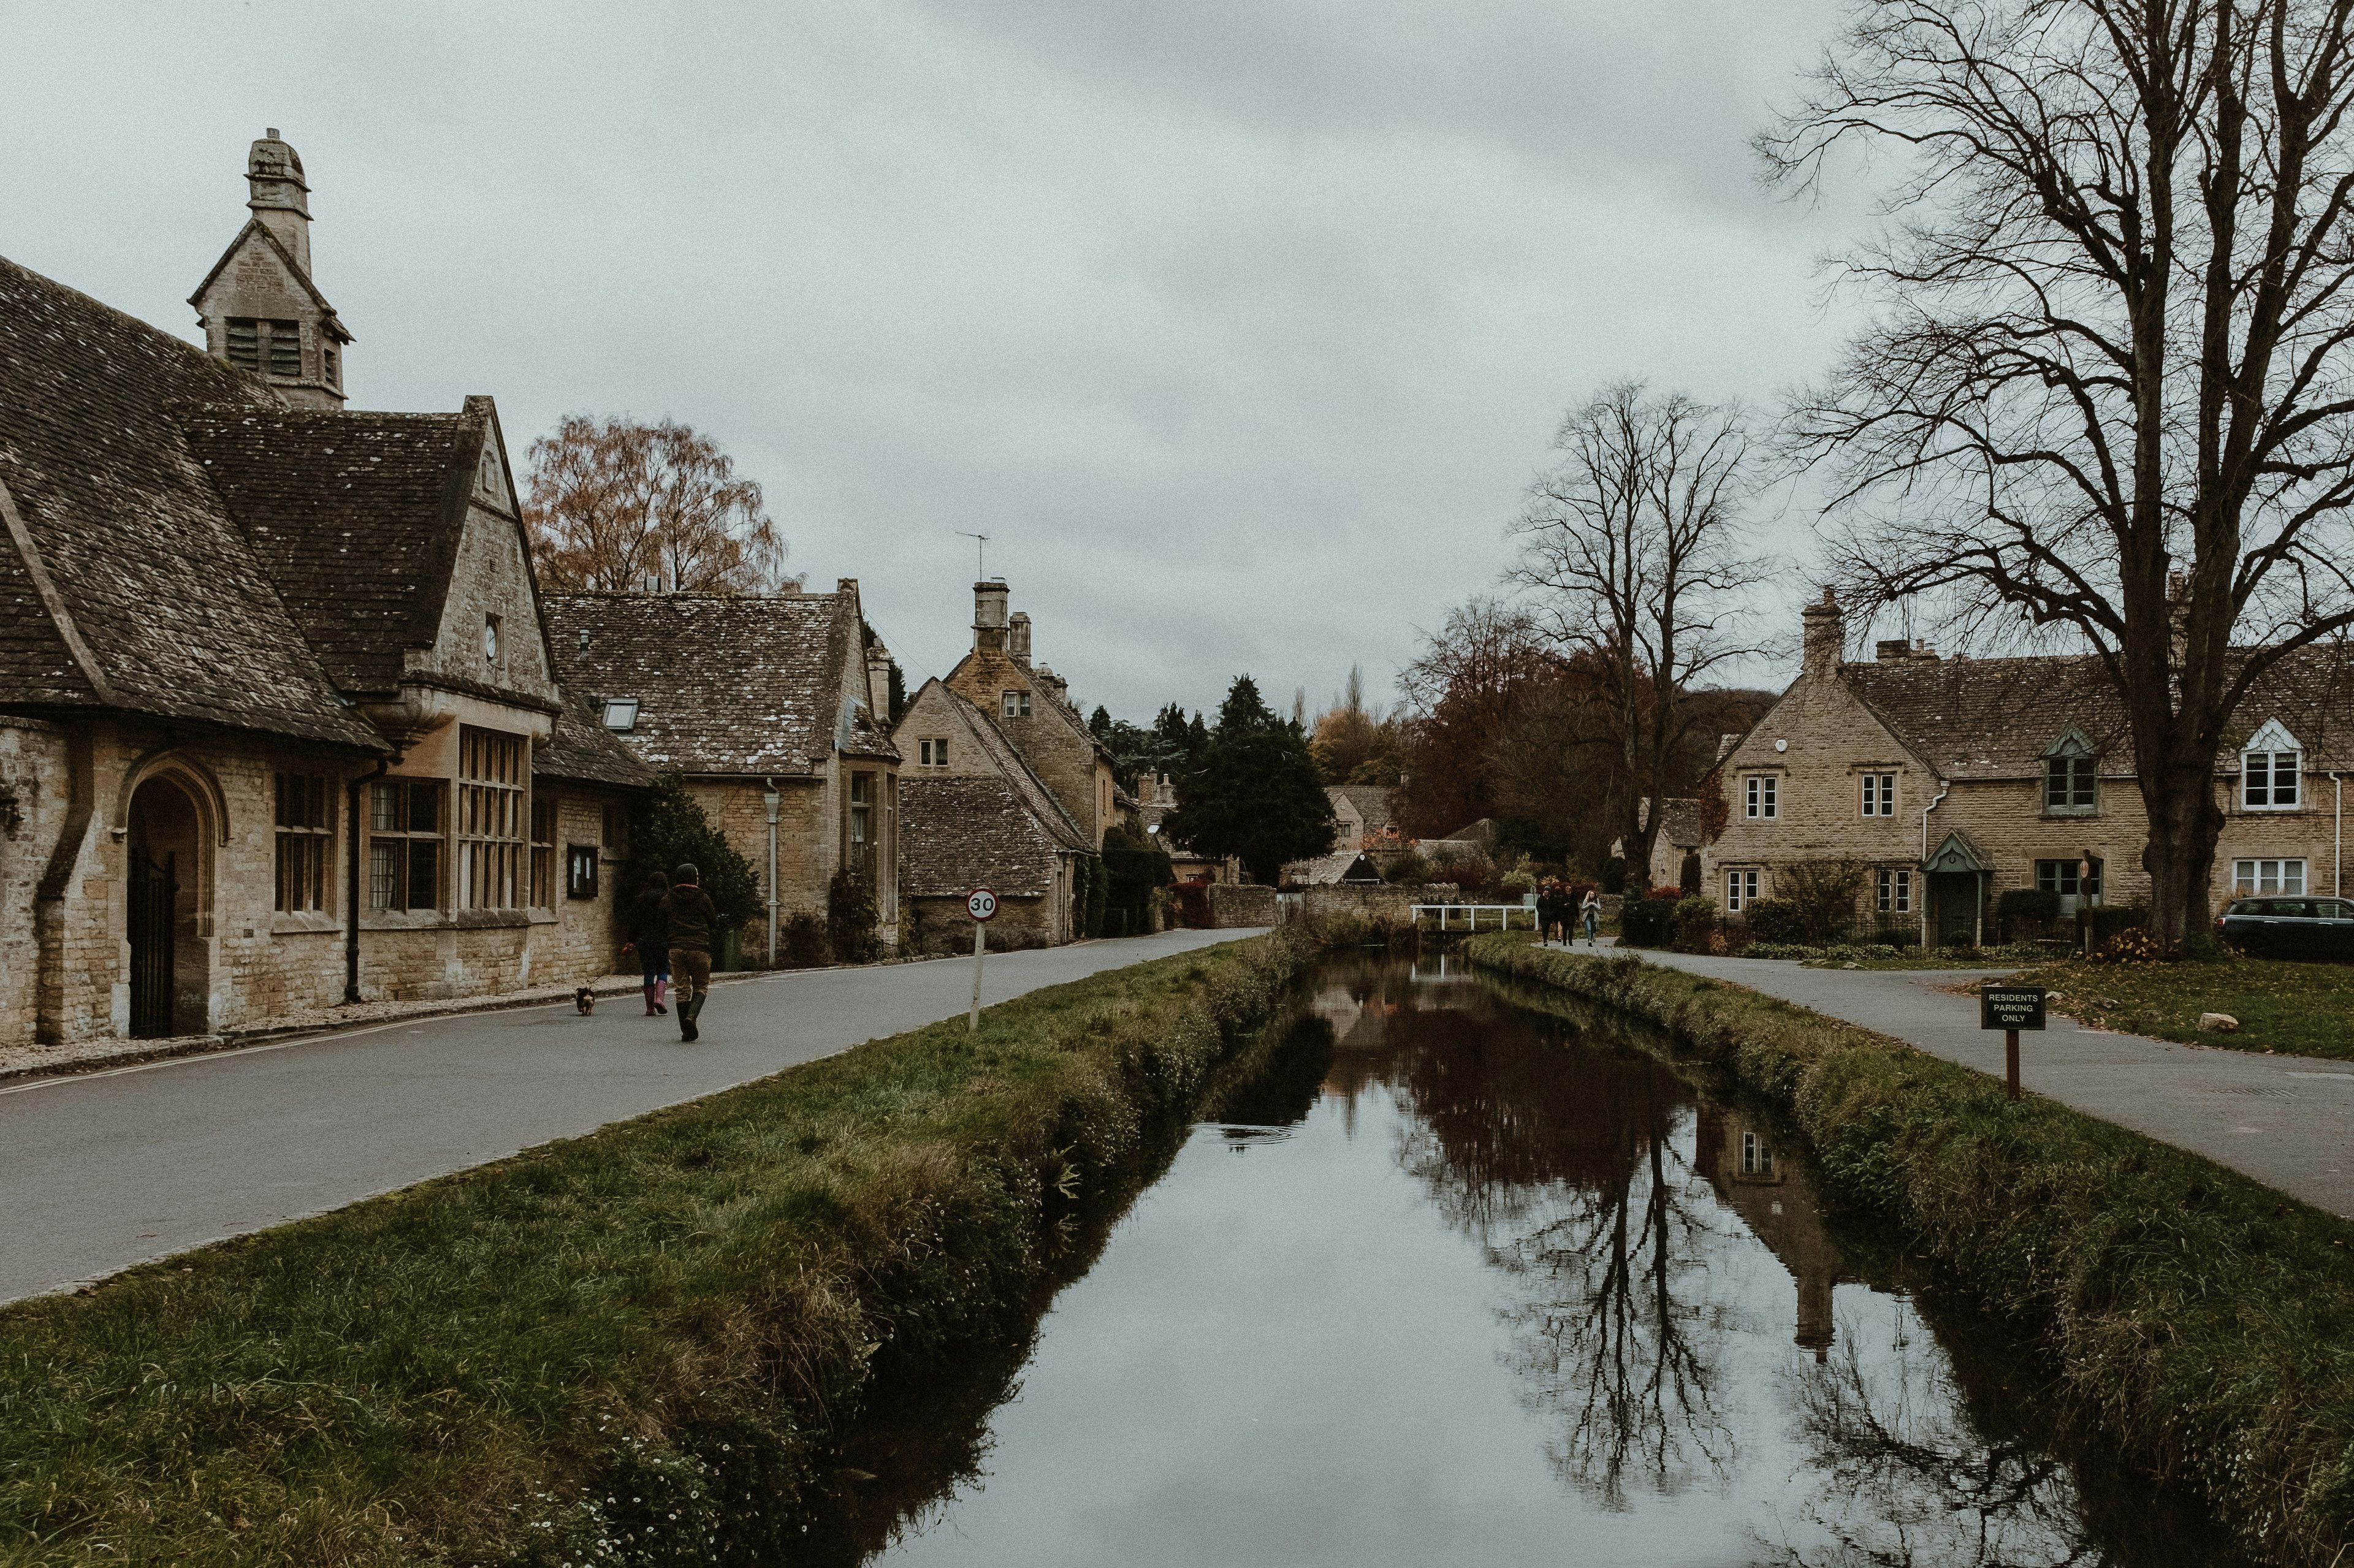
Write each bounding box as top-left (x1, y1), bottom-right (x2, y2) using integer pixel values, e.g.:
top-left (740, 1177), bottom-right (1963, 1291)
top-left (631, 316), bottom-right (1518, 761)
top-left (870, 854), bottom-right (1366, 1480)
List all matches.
top-left (2041, 726), bottom-right (2098, 815)
top-left (1002, 690), bottom-right (1032, 719)
top-left (2242, 720), bottom-right (2303, 810)
top-left (602, 699), bottom-right (639, 733)
top-left (918, 738), bottom-right (950, 767)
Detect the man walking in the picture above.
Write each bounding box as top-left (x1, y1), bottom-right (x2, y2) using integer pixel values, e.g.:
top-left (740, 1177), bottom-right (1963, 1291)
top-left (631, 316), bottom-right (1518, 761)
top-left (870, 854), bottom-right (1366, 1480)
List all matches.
top-left (660, 862), bottom-right (721, 1042)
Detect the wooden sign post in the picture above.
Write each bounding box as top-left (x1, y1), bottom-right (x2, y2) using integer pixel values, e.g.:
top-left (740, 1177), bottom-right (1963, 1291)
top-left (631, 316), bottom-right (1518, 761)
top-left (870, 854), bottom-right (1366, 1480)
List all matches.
top-left (1979, 984), bottom-right (2047, 1100)
top-left (966, 887), bottom-right (999, 1032)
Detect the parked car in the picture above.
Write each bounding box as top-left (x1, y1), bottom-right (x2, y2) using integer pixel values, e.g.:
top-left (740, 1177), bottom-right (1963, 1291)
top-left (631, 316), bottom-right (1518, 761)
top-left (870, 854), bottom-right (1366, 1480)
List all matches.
top-left (2215, 897), bottom-right (2354, 959)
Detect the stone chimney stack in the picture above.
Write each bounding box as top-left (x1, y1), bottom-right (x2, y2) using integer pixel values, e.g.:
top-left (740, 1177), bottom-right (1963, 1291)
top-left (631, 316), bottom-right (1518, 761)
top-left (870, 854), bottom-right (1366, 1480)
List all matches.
top-left (246, 128), bottom-right (313, 276)
top-left (865, 639), bottom-right (895, 717)
top-left (1800, 587), bottom-right (1845, 679)
top-left (973, 579), bottom-right (1008, 654)
top-left (1008, 611), bottom-right (1032, 668)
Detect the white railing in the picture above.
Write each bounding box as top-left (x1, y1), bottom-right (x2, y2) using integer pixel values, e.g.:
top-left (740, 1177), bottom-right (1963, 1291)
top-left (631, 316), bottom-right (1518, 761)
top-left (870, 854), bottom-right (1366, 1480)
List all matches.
top-left (1411, 903), bottom-right (1539, 932)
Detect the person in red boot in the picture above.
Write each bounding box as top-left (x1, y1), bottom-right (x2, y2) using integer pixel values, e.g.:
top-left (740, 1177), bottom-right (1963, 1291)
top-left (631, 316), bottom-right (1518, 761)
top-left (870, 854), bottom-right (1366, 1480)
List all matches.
top-left (623, 870), bottom-right (672, 1016)
top-left (658, 862), bottom-right (720, 1041)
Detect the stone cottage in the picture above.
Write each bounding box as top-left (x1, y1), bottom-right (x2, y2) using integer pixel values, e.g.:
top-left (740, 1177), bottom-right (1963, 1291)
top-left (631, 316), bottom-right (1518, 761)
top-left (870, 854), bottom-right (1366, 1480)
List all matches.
top-left (942, 580), bottom-right (1122, 848)
top-left (0, 132), bottom-right (646, 1052)
top-left (1703, 589), bottom-right (2353, 946)
top-left (544, 584), bottom-right (901, 961)
top-left (895, 678), bottom-right (1094, 950)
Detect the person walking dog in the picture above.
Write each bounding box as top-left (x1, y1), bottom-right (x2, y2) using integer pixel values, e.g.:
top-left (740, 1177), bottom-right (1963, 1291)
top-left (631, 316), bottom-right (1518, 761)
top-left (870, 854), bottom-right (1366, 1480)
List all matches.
top-left (1581, 888), bottom-right (1601, 946)
top-left (660, 862), bottom-right (721, 1042)
top-left (624, 870), bottom-right (671, 1016)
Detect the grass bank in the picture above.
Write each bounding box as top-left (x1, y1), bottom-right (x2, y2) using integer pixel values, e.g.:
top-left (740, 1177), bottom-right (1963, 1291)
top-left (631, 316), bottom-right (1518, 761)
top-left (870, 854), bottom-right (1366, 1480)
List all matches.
top-left (0, 930), bottom-right (1312, 1566)
top-left (2014, 951), bottom-right (2354, 1061)
top-left (1461, 932), bottom-right (2354, 1568)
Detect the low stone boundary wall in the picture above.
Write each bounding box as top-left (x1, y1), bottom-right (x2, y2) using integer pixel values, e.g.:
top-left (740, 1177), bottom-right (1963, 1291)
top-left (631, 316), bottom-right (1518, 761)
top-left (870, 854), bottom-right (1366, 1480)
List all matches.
top-left (1208, 883), bottom-right (1280, 928)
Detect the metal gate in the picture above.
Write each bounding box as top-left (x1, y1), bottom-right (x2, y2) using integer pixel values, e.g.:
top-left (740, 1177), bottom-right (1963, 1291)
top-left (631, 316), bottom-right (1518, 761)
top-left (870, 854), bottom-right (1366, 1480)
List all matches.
top-left (128, 847), bottom-right (177, 1038)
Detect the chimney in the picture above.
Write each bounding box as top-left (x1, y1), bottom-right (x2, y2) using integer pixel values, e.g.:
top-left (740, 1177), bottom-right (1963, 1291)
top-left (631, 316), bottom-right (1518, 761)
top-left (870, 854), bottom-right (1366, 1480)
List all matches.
top-left (1800, 587), bottom-right (1845, 679)
top-left (1035, 664), bottom-right (1068, 707)
top-left (1008, 611), bottom-right (1032, 668)
top-left (246, 127), bottom-right (313, 276)
top-left (865, 639), bottom-right (894, 717)
top-left (973, 579), bottom-right (1008, 654)
top-left (1875, 639), bottom-right (1911, 662)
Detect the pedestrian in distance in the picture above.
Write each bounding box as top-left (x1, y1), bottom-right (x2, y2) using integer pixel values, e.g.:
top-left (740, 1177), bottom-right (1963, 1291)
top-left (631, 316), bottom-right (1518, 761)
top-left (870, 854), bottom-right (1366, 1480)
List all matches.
top-left (622, 870), bottom-right (671, 1016)
top-left (1537, 879), bottom-right (1562, 948)
top-left (1582, 888), bottom-right (1601, 946)
top-left (660, 862), bottom-right (721, 1042)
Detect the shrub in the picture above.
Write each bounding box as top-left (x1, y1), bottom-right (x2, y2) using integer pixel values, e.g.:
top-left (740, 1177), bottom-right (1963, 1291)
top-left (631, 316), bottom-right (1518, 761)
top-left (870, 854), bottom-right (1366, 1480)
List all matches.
top-left (1618, 891), bottom-right (1684, 948)
top-left (1499, 868), bottom-right (1535, 899)
top-left (2085, 905), bottom-right (2150, 951)
top-left (2092, 926), bottom-right (2167, 965)
top-left (1383, 850), bottom-right (1430, 886)
top-left (622, 775), bottom-right (761, 935)
top-left (1430, 848), bottom-right (1494, 894)
top-left (782, 912), bottom-right (829, 967)
top-left (1672, 894), bottom-right (1717, 953)
top-left (1779, 858), bottom-right (1868, 943)
top-left (1998, 886), bottom-right (2062, 924)
top-left (1601, 856), bottom-right (1628, 894)
top-left (1742, 896), bottom-right (1807, 945)
top-left (827, 866), bottom-right (882, 964)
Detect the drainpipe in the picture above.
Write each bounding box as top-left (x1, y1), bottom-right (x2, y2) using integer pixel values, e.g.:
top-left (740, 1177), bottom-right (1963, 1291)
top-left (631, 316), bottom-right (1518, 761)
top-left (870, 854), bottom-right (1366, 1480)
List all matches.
top-left (763, 777), bottom-right (782, 967)
top-left (2334, 771), bottom-right (2344, 896)
top-left (1918, 777), bottom-right (1951, 950)
top-left (345, 758), bottom-right (389, 1003)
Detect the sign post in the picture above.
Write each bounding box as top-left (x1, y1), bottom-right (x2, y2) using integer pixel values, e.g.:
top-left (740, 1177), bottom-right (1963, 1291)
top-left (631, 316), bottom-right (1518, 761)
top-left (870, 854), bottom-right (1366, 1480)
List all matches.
top-left (966, 887), bottom-right (999, 1032)
top-left (1979, 985), bottom-right (2046, 1100)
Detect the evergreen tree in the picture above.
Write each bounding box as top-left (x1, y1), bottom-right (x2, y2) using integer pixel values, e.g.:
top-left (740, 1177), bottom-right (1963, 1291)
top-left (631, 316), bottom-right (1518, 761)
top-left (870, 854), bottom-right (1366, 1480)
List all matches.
top-left (623, 775), bottom-right (761, 931)
top-left (1168, 675), bottom-right (1336, 885)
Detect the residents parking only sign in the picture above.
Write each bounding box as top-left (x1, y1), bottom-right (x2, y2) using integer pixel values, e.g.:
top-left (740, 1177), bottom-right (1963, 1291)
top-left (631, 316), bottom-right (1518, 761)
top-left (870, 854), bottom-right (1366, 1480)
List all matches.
top-left (1980, 986), bottom-right (2047, 1031)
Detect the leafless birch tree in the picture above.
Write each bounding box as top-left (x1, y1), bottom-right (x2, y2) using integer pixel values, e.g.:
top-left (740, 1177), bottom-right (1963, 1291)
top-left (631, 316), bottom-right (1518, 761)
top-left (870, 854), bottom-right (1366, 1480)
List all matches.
top-left (1509, 382), bottom-right (1769, 886)
top-left (1761, 0), bottom-right (2354, 945)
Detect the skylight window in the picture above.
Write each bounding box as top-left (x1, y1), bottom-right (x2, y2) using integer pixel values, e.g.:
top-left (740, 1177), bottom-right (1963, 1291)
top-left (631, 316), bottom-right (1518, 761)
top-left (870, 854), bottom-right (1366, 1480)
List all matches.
top-left (602, 699), bottom-right (639, 733)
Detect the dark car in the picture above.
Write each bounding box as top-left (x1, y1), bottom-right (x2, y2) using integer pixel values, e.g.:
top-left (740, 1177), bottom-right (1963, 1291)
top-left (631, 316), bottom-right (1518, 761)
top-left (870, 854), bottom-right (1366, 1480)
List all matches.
top-left (2215, 896), bottom-right (2354, 959)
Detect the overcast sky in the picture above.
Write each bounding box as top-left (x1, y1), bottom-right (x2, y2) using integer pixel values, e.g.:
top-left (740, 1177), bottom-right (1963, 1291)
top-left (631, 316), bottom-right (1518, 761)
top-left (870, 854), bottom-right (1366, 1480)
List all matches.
top-left (1, 0), bottom-right (1871, 723)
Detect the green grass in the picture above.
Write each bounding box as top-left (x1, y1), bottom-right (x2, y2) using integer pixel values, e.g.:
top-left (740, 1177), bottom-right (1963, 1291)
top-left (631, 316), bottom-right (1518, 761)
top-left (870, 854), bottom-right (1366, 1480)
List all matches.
top-left (0, 930), bottom-right (1311, 1567)
top-left (2012, 951), bottom-right (2354, 1061)
top-left (1462, 932), bottom-right (2354, 1568)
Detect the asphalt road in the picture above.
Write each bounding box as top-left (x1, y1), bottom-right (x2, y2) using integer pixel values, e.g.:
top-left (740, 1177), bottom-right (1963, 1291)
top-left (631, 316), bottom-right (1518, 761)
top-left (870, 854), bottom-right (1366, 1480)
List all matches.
top-left (1599, 944), bottom-right (2354, 1219)
top-left (0, 928), bottom-right (1260, 1304)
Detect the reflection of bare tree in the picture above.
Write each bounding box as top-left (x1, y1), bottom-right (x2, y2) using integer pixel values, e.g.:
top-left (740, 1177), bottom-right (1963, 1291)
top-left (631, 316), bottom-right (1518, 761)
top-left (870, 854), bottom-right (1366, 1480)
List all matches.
top-left (1392, 1014), bottom-right (1735, 1505)
top-left (1756, 1312), bottom-right (2101, 1568)
top-left (1494, 1093), bottom-right (1735, 1507)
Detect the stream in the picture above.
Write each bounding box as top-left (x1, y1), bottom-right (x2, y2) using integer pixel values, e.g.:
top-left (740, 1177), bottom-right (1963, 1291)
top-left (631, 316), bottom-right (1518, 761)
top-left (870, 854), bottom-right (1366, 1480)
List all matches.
top-left (798, 952), bottom-right (2245, 1567)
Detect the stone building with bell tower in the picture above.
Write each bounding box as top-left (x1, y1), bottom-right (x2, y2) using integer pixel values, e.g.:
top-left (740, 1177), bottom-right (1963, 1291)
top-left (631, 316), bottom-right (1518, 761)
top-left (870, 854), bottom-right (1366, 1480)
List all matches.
top-left (188, 128), bottom-right (352, 409)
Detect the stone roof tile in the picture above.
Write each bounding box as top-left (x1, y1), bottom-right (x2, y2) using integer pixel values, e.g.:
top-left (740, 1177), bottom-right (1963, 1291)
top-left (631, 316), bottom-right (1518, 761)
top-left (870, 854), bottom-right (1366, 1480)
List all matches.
top-left (901, 773), bottom-right (1066, 897)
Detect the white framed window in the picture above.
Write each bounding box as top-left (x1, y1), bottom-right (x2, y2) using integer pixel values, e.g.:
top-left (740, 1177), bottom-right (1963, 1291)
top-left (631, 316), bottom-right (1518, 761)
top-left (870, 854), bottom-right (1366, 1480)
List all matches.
top-left (2233, 858), bottom-right (2307, 896)
top-left (2242, 720), bottom-right (2303, 810)
top-left (1739, 1130), bottom-right (1775, 1177)
top-left (918, 737), bottom-right (950, 767)
top-left (1002, 690), bottom-right (1032, 719)
top-left (1861, 773), bottom-right (1895, 817)
top-left (1876, 868), bottom-right (1911, 913)
top-left (1745, 776), bottom-right (1777, 820)
top-left (601, 698), bottom-right (638, 733)
top-left (1725, 868), bottom-right (1759, 910)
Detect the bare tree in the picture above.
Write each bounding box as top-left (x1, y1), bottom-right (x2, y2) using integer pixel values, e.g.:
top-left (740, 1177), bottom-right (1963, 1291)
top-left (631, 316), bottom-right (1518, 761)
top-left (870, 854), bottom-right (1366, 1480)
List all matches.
top-left (1509, 382), bottom-right (1770, 885)
top-left (1761, 0), bottom-right (2354, 945)
top-left (524, 414), bottom-right (794, 595)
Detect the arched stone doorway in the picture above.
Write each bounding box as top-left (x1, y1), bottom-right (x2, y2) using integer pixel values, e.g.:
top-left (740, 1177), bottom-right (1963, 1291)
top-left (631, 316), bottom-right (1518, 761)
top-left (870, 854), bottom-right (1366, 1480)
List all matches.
top-left (125, 774), bottom-right (210, 1037)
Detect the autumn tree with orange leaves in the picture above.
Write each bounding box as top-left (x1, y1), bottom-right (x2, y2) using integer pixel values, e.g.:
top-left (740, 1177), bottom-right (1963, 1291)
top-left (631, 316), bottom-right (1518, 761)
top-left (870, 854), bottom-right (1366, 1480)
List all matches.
top-left (524, 416), bottom-right (795, 595)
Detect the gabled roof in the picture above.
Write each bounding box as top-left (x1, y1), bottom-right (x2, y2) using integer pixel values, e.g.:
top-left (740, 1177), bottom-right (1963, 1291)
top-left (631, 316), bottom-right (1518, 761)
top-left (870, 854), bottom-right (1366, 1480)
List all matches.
top-left (186, 219), bottom-right (352, 342)
top-left (901, 773), bottom-right (1073, 897)
top-left (897, 677), bottom-right (1091, 854)
top-left (183, 406), bottom-right (480, 696)
top-left (1328, 783), bottom-right (1394, 826)
top-left (0, 254), bottom-right (379, 750)
top-left (1653, 797), bottom-right (1701, 850)
top-left (544, 590), bottom-right (870, 776)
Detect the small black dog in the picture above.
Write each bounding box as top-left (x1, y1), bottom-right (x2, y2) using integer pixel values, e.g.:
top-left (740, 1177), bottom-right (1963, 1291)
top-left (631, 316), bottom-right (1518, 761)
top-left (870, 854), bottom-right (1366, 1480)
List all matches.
top-left (574, 987), bottom-right (596, 1016)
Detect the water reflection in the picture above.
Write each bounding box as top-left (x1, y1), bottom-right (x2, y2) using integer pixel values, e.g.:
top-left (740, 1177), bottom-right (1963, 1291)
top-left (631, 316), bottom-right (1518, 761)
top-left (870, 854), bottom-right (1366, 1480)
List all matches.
top-left (815, 956), bottom-right (2241, 1566)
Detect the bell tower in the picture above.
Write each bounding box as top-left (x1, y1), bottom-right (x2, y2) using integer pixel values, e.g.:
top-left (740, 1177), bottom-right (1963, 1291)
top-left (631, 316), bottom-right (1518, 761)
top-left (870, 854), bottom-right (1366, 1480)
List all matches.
top-left (189, 128), bottom-right (353, 409)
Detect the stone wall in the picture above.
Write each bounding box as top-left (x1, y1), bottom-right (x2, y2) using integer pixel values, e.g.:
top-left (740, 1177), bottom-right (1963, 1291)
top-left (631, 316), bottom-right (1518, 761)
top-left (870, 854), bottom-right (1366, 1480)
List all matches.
top-left (1300, 884), bottom-right (1425, 926)
top-left (906, 891), bottom-right (1057, 956)
top-left (1208, 882), bottom-right (1280, 928)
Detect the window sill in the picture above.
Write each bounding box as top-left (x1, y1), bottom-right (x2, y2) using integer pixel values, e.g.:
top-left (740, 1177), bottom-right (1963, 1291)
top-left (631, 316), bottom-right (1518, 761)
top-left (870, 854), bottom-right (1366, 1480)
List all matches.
top-left (2238, 804), bottom-right (2308, 814)
top-left (270, 911), bottom-right (343, 936)
top-left (2041, 807), bottom-right (2098, 818)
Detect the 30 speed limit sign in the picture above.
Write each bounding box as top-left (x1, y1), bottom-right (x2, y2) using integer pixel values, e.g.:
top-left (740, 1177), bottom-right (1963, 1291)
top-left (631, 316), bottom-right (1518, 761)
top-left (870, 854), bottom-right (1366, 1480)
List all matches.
top-left (966, 887), bottom-right (999, 922)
